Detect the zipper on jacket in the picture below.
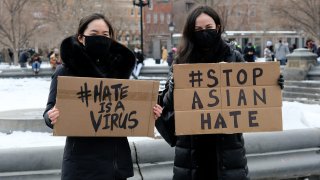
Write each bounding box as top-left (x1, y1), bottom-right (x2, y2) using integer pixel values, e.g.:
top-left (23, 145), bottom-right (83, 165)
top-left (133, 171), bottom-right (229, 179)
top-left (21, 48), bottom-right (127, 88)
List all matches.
top-left (113, 143), bottom-right (118, 180)
top-left (216, 135), bottom-right (222, 180)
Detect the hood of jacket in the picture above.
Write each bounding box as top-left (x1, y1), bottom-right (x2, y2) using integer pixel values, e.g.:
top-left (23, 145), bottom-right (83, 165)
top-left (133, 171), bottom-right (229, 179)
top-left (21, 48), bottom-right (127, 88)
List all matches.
top-left (60, 35), bottom-right (135, 79)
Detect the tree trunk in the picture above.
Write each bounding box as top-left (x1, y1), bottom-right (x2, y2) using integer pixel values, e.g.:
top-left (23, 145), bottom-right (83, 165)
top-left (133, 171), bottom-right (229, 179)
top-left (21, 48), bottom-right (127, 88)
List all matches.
top-left (13, 49), bottom-right (19, 66)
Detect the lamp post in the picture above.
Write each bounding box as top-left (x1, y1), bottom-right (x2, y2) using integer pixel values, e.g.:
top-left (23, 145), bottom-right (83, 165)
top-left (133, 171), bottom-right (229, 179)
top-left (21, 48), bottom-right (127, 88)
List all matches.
top-left (168, 21), bottom-right (175, 49)
top-left (133, 0), bottom-right (149, 57)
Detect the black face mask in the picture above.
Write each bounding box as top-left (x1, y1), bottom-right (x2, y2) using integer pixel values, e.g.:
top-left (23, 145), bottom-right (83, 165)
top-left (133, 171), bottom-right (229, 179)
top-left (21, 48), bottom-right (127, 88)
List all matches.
top-left (194, 29), bottom-right (220, 50)
top-left (84, 35), bottom-right (112, 60)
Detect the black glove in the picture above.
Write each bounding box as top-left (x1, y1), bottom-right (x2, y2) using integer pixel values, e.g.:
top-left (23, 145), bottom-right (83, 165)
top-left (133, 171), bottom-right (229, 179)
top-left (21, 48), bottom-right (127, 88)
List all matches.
top-left (278, 74), bottom-right (284, 89)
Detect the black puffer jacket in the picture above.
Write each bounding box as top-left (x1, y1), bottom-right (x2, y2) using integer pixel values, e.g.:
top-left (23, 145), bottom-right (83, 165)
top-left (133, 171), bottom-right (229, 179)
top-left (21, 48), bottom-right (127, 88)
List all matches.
top-left (43, 36), bottom-right (136, 180)
top-left (156, 47), bottom-right (249, 180)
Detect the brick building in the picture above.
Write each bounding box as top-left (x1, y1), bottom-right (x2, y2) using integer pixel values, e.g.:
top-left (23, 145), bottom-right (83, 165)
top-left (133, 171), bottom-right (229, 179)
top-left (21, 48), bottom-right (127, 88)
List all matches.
top-left (144, 0), bottom-right (173, 59)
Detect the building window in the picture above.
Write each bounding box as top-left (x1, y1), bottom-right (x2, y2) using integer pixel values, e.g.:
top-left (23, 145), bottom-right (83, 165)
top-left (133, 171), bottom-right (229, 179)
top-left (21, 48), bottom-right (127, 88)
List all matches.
top-left (249, 5), bottom-right (256, 16)
top-left (153, 13), bottom-right (158, 24)
top-left (186, 2), bottom-right (194, 11)
top-left (149, 0), bottom-right (153, 10)
top-left (131, 23), bottom-right (135, 31)
top-left (167, 14), bottom-right (171, 24)
top-left (160, 13), bottom-right (164, 24)
top-left (146, 14), bottom-right (151, 24)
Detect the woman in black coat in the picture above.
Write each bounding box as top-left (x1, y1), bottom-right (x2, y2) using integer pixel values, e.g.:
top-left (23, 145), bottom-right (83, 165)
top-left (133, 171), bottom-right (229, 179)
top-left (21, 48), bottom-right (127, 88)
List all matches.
top-left (43, 13), bottom-right (136, 180)
top-left (154, 6), bottom-right (250, 180)
top-left (153, 5), bottom-right (285, 180)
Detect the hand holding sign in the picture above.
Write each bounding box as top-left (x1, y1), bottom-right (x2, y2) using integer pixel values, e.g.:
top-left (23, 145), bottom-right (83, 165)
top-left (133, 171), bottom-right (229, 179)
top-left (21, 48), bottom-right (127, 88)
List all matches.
top-left (153, 104), bottom-right (163, 120)
top-left (48, 106), bottom-right (59, 125)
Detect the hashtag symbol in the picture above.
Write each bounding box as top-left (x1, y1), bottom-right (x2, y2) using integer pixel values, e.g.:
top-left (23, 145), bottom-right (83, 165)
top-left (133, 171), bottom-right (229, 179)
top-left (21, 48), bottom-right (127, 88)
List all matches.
top-left (77, 82), bottom-right (92, 107)
top-left (189, 70), bottom-right (203, 87)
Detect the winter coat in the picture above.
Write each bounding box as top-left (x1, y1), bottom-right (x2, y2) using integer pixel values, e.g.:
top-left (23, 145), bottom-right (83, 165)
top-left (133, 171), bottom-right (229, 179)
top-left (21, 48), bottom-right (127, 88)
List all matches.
top-left (43, 35), bottom-right (136, 180)
top-left (275, 43), bottom-right (290, 61)
top-left (156, 47), bottom-right (249, 180)
top-left (243, 46), bottom-right (256, 62)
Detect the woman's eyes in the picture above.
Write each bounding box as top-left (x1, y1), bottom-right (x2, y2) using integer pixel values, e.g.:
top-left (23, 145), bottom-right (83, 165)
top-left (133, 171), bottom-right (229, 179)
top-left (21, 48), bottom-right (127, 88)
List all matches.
top-left (195, 25), bottom-right (215, 31)
top-left (89, 33), bottom-right (109, 37)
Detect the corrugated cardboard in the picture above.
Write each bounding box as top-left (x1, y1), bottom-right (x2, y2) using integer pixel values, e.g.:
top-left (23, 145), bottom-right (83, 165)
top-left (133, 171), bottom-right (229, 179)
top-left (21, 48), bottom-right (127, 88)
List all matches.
top-left (54, 76), bottom-right (159, 137)
top-left (173, 62), bottom-right (282, 135)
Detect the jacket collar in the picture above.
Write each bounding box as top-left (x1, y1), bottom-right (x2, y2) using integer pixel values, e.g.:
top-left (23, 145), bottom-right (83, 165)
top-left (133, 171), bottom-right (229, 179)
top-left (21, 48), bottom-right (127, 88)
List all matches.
top-left (60, 35), bottom-right (135, 79)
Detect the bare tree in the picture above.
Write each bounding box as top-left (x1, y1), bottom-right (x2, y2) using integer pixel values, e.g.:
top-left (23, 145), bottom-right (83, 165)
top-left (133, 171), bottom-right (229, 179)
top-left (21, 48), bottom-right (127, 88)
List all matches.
top-left (191, 0), bottom-right (244, 31)
top-left (272, 0), bottom-right (320, 42)
top-left (0, 0), bottom-right (43, 65)
top-left (42, 0), bottom-right (127, 47)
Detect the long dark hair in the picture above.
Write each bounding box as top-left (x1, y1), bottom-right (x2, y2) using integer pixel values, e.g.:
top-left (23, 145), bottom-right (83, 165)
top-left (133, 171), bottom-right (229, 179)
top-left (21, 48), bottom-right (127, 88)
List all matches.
top-left (76, 13), bottom-right (115, 39)
top-left (176, 5), bottom-right (228, 64)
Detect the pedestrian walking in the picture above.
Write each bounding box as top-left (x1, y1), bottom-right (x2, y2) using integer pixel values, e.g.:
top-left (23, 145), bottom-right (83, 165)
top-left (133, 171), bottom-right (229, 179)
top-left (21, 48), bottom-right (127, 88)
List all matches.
top-left (132, 46), bottom-right (144, 78)
top-left (167, 47), bottom-right (177, 66)
top-left (275, 39), bottom-right (290, 65)
top-left (264, 41), bottom-right (274, 61)
top-left (161, 46), bottom-right (168, 64)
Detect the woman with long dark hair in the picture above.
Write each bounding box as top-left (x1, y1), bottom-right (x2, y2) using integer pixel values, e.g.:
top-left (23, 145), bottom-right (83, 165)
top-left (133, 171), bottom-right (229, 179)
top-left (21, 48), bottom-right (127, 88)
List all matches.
top-left (155, 5), bottom-right (249, 180)
top-left (43, 13), bottom-right (136, 180)
top-left (153, 5), bottom-right (285, 180)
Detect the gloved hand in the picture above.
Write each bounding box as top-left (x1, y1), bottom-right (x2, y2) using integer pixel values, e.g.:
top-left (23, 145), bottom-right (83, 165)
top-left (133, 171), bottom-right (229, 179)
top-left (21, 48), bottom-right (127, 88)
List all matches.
top-left (278, 74), bottom-right (284, 89)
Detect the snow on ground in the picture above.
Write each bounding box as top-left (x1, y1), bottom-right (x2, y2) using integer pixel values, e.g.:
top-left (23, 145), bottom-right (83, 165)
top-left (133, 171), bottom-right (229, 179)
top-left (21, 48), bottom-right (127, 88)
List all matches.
top-left (0, 59), bottom-right (320, 149)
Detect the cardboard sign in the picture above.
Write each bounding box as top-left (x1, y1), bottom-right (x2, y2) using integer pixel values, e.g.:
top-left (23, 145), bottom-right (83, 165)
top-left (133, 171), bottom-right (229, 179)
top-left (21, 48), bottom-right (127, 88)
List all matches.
top-left (54, 76), bottom-right (159, 137)
top-left (173, 62), bottom-right (282, 135)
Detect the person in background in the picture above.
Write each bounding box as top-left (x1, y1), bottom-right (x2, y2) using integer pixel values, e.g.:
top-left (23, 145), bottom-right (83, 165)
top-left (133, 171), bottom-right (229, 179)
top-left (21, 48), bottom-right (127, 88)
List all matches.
top-left (230, 41), bottom-right (242, 54)
top-left (275, 39), bottom-right (290, 65)
top-left (161, 46), bottom-right (168, 64)
top-left (264, 41), bottom-right (274, 61)
top-left (305, 39), bottom-right (317, 54)
top-left (243, 42), bottom-right (256, 62)
top-left (0, 51), bottom-right (3, 63)
top-left (29, 53), bottom-right (42, 75)
top-left (289, 43), bottom-right (297, 53)
top-left (49, 48), bottom-right (61, 70)
top-left (43, 13), bottom-right (136, 180)
top-left (18, 49), bottom-right (30, 68)
top-left (47, 49), bottom-right (54, 61)
top-left (167, 47), bottom-right (177, 66)
top-left (132, 46), bottom-right (144, 78)
top-left (154, 5), bottom-right (250, 180)
top-left (8, 48), bottom-right (13, 65)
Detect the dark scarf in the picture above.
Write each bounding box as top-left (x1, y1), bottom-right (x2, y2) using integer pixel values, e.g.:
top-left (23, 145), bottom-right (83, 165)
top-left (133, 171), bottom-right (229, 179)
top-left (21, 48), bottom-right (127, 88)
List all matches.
top-left (60, 35), bottom-right (135, 79)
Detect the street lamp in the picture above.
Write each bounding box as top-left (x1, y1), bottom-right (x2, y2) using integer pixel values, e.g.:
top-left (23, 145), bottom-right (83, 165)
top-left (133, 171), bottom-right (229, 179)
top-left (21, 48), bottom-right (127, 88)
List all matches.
top-left (168, 21), bottom-right (175, 49)
top-left (133, 0), bottom-right (149, 57)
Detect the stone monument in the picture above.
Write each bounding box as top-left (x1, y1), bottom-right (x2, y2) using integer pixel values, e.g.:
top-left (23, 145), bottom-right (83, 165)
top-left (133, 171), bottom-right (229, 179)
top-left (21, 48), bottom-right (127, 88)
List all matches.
top-left (283, 48), bottom-right (318, 80)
